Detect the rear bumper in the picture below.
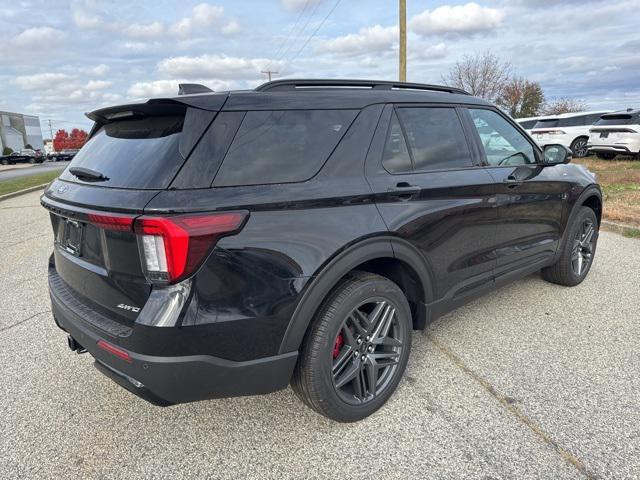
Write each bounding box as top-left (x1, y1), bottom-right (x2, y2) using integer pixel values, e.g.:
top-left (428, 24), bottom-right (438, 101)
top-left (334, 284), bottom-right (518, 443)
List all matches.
top-left (587, 144), bottom-right (638, 154)
top-left (49, 275), bottom-right (298, 406)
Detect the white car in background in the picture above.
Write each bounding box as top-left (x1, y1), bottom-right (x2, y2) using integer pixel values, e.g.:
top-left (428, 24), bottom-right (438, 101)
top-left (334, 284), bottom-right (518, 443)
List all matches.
top-left (588, 109), bottom-right (640, 159)
top-left (529, 111), bottom-right (611, 157)
top-left (515, 116), bottom-right (543, 133)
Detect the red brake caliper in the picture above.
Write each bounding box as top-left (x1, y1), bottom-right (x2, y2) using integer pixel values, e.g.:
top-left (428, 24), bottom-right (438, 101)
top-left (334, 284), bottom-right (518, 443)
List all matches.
top-left (332, 332), bottom-right (344, 359)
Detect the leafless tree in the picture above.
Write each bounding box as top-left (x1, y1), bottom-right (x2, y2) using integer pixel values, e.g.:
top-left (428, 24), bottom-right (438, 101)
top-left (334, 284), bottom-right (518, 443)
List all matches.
top-left (496, 77), bottom-right (545, 118)
top-left (541, 98), bottom-right (587, 115)
top-left (442, 52), bottom-right (512, 102)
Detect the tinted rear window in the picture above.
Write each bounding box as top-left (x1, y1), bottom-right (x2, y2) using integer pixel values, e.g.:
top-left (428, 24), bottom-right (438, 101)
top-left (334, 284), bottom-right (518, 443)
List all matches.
top-left (595, 114), bottom-right (637, 126)
top-left (60, 116), bottom-right (184, 189)
top-left (213, 109), bottom-right (357, 187)
top-left (533, 119), bottom-right (559, 129)
top-left (518, 120), bottom-right (537, 129)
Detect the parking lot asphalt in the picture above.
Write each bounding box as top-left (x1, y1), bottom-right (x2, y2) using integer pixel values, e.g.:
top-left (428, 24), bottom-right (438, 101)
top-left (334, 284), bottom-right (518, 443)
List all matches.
top-left (1, 190), bottom-right (639, 480)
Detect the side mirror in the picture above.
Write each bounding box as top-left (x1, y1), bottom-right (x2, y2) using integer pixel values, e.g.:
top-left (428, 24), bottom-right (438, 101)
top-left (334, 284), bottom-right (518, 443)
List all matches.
top-left (543, 144), bottom-right (572, 165)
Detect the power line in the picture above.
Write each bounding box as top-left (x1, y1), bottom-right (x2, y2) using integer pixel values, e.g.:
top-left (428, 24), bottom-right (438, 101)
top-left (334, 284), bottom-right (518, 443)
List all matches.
top-left (276, 0), bottom-right (324, 68)
top-left (266, 0), bottom-right (310, 71)
top-left (280, 0), bottom-right (342, 74)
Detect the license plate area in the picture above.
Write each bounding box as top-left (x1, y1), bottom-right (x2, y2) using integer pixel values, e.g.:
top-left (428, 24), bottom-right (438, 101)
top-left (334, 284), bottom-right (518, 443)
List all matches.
top-left (57, 218), bottom-right (84, 257)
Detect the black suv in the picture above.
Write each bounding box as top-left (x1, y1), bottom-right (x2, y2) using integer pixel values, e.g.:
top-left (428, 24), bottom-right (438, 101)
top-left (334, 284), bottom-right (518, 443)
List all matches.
top-left (42, 79), bottom-right (601, 422)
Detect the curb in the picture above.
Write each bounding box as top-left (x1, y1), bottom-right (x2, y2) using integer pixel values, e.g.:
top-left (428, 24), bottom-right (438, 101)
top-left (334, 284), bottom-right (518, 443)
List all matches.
top-left (601, 220), bottom-right (640, 237)
top-left (0, 184), bottom-right (48, 202)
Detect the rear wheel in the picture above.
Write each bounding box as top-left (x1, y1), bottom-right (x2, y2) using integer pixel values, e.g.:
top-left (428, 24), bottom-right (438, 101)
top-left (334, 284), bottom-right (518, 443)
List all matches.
top-left (1, 158), bottom-right (8, 166)
top-left (542, 207), bottom-right (598, 286)
top-left (596, 152), bottom-right (616, 160)
top-left (292, 271), bottom-right (412, 422)
top-left (570, 137), bottom-right (589, 158)
top-left (29, 157), bottom-right (36, 164)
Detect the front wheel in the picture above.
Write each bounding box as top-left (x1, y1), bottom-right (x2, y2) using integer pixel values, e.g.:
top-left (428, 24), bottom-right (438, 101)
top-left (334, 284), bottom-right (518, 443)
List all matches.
top-left (1, 159), bottom-right (8, 166)
top-left (292, 271), bottom-right (412, 422)
top-left (542, 207), bottom-right (598, 286)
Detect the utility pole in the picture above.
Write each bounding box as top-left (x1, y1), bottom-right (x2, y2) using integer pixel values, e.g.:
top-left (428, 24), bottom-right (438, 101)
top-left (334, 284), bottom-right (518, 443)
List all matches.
top-left (47, 119), bottom-right (54, 140)
top-left (261, 70), bottom-right (278, 82)
top-left (399, 0), bottom-right (407, 82)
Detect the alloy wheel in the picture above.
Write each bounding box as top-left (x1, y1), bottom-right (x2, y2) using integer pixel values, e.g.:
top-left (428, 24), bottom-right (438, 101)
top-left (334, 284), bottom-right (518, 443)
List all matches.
top-left (572, 139), bottom-right (589, 157)
top-left (572, 218), bottom-right (595, 276)
top-left (331, 299), bottom-right (405, 405)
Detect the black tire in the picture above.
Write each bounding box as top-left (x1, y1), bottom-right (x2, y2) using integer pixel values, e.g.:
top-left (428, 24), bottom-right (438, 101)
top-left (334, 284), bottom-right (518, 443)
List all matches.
top-left (596, 152), bottom-right (616, 160)
top-left (542, 207), bottom-right (598, 286)
top-left (1, 159), bottom-right (8, 166)
top-left (570, 137), bottom-right (589, 158)
top-left (29, 157), bottom-right (36, 164)
top-left (291, 271), bottom-right (412, 422)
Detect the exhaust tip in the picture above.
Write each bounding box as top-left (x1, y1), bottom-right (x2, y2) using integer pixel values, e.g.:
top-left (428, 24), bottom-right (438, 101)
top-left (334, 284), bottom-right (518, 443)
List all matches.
top-left (67, 335), bottom-right (87, 354)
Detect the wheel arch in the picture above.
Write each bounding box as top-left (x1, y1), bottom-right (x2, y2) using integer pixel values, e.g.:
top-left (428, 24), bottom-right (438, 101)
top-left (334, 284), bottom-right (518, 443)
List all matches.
top-left (278, 236), bottom-right (435, 354)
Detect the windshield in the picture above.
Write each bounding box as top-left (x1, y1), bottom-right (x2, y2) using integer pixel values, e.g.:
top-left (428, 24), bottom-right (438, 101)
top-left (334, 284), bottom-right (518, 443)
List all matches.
top-left (595, 114), bottom-right (636, 126)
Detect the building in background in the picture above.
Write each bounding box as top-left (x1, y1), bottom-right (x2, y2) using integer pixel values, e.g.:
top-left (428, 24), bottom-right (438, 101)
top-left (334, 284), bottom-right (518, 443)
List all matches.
top-left (43, 139), bottom-right (54, 155)
top-left (0, 111), bottom-right (44, 152)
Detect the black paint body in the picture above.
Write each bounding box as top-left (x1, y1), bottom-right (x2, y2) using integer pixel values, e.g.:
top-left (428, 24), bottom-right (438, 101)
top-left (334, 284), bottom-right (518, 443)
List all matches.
top-left (42, 84), bottom-right (602, 405)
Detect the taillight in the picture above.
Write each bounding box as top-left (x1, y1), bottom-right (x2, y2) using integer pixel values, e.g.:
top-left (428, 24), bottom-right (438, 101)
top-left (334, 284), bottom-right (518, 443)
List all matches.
top-left (134, 211), bottom-right (248, 284)
top-left (87, 213), bottom-right (134, 231)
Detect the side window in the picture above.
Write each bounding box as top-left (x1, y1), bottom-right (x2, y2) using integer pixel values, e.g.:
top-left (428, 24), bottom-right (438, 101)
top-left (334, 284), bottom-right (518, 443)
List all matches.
top-left (382, 112), bottom-right (412, 173)
top-left (469, 109), bottom-right (536, 166)
top-left (397, 107), bottom-right (473, 171)
top-left (213, 109), bottom-right (357, 186)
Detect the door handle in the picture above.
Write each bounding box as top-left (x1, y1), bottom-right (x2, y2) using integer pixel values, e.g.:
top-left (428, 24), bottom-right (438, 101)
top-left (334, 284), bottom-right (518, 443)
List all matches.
top-left (387, 182), bottom-right (421, 199)
top-left (504, 174), bottom-right (523, 188)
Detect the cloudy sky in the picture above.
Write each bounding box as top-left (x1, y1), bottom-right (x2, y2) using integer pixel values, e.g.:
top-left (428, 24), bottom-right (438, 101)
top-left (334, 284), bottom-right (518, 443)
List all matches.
top-left (1, 0), bottom-right (639, 134)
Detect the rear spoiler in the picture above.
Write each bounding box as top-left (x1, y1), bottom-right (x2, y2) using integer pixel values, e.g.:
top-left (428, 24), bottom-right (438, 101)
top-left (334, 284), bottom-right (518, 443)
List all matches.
top-left (85, 94), bottom-right (229, 123)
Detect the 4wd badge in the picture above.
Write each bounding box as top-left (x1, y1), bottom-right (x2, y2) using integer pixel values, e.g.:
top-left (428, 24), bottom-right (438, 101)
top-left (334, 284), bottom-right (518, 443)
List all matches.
top-left (117, 303), bottom-right (140, 313)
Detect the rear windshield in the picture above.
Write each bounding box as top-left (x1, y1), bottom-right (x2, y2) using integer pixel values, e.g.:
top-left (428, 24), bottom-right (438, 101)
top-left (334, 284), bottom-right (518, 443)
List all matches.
top-left (213, 109), bottom-right (358, 187)
top-left (595, 114), bottom-right (636, 126)
top-left (533, 119), bottom-right (559, 129)
top-left (518, 120), bottom-right (537, 129)
top-left (59, 116), bottom-right (184, 189)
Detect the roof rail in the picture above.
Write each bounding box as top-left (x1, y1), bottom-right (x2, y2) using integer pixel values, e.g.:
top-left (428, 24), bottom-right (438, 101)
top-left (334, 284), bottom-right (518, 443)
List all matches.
top-left (178, 83), bottom-right (213, 95)
top-left (255, 79), bottom-right (470, 95)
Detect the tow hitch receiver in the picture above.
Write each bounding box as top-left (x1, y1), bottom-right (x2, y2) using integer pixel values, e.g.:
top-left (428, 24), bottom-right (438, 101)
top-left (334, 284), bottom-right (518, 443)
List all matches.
top-left (67, 335), bottom-right (87, 354)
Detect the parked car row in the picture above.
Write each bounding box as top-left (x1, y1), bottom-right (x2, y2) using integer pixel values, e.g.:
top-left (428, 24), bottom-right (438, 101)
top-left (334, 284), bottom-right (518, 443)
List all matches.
top-left (0, 149), bottom-right (44, 165)
top-left (517, 109), bottom-right (640, 160)
top-left (0, 148), bottom-right (78, 165)
top-left (48, 149), bottom-right (79, 162)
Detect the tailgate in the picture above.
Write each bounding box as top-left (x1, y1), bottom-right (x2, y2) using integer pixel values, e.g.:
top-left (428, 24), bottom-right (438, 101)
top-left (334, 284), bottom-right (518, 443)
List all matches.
top-left (43, 180), bottom-right (156, 322)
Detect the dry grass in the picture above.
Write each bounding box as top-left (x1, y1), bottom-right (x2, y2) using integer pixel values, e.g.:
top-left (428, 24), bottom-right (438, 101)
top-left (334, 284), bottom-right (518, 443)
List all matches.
top-left (573, 156), bottom-right (640, 226)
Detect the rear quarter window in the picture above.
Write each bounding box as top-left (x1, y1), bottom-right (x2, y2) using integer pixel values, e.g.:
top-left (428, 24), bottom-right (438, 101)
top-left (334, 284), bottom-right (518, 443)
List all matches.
top-left (213, 109), bottom-right (358, 187)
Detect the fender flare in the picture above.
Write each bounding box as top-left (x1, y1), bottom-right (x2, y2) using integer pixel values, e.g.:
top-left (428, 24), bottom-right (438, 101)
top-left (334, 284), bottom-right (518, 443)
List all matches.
top-left (559, 185), bottom-right (602, 252)
top-left (278, 236), bottom-right (434, 354)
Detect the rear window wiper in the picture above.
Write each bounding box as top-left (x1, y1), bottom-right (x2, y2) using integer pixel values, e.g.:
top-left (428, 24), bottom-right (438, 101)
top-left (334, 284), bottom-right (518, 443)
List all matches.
top-left (69, 167), bottom-right (110, 182)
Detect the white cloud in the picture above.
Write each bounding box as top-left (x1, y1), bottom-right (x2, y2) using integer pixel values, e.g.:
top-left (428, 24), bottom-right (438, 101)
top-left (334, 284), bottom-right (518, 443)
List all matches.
top-left (127, 78), bottom-right (233, 98)
top-left (85, 80), bottom-right (113, 90)
top-left (158, 54), bottom-right (275, 80)
top-left (410, 2), bottom-right (505, 36)
top-left (192, 3), bottom-right (224, 26)
top-left (123, 21), bottom-right (165, 39)
top-left (85, 64), bottom-right (110, 76)
top-left (73, 11), bottom-right (102, 28)
top-left (13, 73), bottom-right (74, 91)
top-left (222, 20), bottom-right (240, 35)
top-left (281, 0), bottom-right (324, 11)
top-left (12, 27), bottom-right (66, 48)
top-left (316, 25), bottom-right (397, 57)
top-left (409, 42), bottom-right (447, 60)
top-left (170, 3), bottom-right (224, 37)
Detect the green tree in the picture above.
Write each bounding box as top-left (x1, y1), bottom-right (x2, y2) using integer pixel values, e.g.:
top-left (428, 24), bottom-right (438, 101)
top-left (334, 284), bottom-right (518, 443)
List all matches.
top-left (2, 147), bottom-right (13, 155)
top-left (24, 144), bottom-right (33, 149)
top-left (497, 77), bottom-right (545, 118)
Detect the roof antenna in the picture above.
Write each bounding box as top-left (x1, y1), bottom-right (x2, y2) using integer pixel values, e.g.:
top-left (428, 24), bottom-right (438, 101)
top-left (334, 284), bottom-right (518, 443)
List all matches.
top-left (178, 83), bottom-right (213, 95)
